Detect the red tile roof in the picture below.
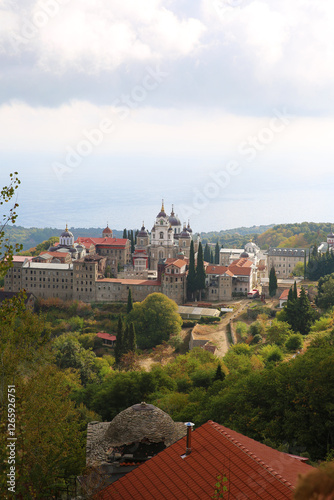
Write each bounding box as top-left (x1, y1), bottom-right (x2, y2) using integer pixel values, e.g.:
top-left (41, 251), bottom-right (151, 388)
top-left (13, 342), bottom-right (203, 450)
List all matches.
top-left (96, 332), bottom-right (116, 341)
top-left (206, 265), bottom-right (228, 275)
top-left (40, 251), bottom-right (69, 258)
top-left (279, 288), bottom-right (301, 301)
top-left (165, 259), bottom-right (187, 270)
top-left (12, 256), bottom-right (33, 262)
top-left (95, 421), bottom-right (314, 500)
top-left (76, 237), bottom-right (128, 249)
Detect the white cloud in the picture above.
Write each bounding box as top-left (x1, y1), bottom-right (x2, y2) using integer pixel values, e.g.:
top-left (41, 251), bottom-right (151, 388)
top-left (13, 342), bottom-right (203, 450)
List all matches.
top-left (1, 0), bottom-right (205, 73)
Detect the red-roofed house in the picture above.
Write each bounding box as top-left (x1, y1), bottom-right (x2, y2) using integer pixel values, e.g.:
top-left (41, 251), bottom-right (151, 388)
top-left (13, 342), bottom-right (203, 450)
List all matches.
top-left (206, 259), bottom-right (256, 301)
top-left (279, 287), bottom-right (302, 308)
top-left (76, 236), bottom-right (131, 277)
top-left (95, 421), bottom-right (314, 500)
top-left (96, 332), bottom-right (116, 347)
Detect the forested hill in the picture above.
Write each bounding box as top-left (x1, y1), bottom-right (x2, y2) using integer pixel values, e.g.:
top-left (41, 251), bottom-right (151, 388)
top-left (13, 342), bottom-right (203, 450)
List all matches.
top-left (257, 222), bottom-right (334, 249)
top-left (4, 226), bottom-right (124, 251)
top-left (5, 221), bottom-right (334, 252)
top-left (200, 224), bottom-right (274, 248)
top-left (202, 222), bottom-right (334, 249)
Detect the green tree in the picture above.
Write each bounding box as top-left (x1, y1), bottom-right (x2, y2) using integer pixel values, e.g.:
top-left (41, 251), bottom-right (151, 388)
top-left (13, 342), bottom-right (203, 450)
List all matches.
top-left (214, 363), bottom-right (225, 382)
top-left (316, 273), bottom-right (334, 309)
top-left (123, 228), bottom-right (127, 239)
top-left (127, 293), bottom-right (182, 349)
top-left (285, 333), bottom-right (303, 351)
top-left (285, 287), bottom-right (317, 335)
top-left (266, 320), bottom-right (293, 346)
top-left (0, 172), bottom-right (22, 276)
top-left (128, 322), bottom-right (136, 351)
top-left (127, 288), bottom-right (133, 313)
top-left (214, 242), bottom-right (220, 264)
top-left (269, 266), bottom-right (278, 297)
top-left (114, 315), bottom-right (124, 364)
top-left (204, 243), bottom-right (211, 263)
top-left (187, 240), bottom-right (197, 300)
top-left (196, 242), bottom-right (206, 300)
top-left (292, 262), bottom-right (304, 277)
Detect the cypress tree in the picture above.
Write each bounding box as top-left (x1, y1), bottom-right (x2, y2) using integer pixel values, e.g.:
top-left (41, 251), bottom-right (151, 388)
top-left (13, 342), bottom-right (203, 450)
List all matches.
top-left (114, 315), bottom-right (124, 364)
top-left (293, 281), bottom-right (298, 300)
top-left (269, 267), bottom-right (278, 297)
top-left (130, 230), bottom-right (135, 253)
top-left (214, 363), bottom-right (225, 381)
top-left (210, 249), bottom-right (214, 264)
top-left (204, 243), bottom-right (211, 263)
top-left (123, 324), bottom-right (130, 353)
top-left (215, 242), bottom-right (220, 264)
top-left (294, 287), bottom-right (317, 335)
top-left (187, 240), bottom-right (197, 300)
top-left (127, 288), bottom-right (133, 314)
top-left (123, 228), bottom-right (127, 239)
top-left (196, 242), bottom-right (206, 300)
top-left (128, 322), bottom-right (136, 352)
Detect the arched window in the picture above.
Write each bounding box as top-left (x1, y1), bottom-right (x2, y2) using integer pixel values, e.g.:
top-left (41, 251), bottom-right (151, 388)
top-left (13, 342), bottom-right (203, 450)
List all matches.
top-left (160, 232), bottom-right (164, 239)
top-left (159, 251), bottom-right (164, 259)
top-left (140, 239), bottom-right (143, 245)
top-left (183, 241), bottom-right (186, 247)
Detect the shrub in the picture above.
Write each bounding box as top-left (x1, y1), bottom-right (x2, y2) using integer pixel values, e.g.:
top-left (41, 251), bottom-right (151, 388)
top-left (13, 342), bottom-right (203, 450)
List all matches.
top-left (285, 333), bottom-right (303, 351)
top-left (250, 334), bottom-right (263, 345)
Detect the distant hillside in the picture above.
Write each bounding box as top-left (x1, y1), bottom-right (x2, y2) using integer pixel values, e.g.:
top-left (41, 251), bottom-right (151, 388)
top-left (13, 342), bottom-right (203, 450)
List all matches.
top-left (4, 226), bottom-right (126, 251)
top-left (5, 222), bottom-right (333, 252)
top-left (257, 222), bottom-right (333, 249)
top-left (200, 224), bottom-right (274, 248)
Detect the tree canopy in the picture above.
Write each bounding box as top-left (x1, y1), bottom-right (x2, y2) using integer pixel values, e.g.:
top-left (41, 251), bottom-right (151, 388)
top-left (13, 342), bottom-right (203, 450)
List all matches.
top-left (127, 293), bottom-right (182, 349)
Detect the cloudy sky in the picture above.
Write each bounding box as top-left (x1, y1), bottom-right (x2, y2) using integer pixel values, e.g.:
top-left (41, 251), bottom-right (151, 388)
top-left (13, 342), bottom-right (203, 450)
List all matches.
top-left (1, 0), bottom-right (334, 232)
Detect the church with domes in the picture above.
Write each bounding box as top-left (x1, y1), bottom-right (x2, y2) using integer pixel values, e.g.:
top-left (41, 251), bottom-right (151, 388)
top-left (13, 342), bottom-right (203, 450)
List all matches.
top-left (133, 201), bottom-right (200, 271)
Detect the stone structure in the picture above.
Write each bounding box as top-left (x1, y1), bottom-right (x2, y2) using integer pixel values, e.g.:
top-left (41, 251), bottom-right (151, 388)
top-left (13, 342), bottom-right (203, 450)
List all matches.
top-left (81, 403), bottom-right (187, 495)
top-left (206, 258), bottom-right (256, 300)
top-left (266, 247), bottom-right (307, 278)
top-left (134, 201), bottom-right (199, 272)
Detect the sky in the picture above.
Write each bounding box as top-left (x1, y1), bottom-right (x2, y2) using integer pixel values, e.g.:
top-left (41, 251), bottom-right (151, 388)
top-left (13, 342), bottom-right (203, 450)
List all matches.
top-left (1, 0), bottom-right (334, 233)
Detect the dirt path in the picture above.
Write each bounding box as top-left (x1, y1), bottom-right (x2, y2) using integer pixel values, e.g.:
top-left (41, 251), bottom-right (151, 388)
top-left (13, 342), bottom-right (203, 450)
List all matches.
top-left (212, 300), bottom-right (249, 357)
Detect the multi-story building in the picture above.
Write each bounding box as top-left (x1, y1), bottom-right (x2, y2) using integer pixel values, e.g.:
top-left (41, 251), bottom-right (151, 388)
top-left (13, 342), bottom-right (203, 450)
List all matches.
top-left (133, 201), bottom-right (199, 272)
top-left (76, 225), bottom-right (131, 277)
top-left (206, 258), bottom-right (256, 301)
top-left (266, 248), bottom-right (307, 278)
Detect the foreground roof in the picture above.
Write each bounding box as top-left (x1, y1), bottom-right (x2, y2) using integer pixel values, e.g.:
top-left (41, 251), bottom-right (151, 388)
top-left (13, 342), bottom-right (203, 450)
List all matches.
top-left (96, 421), bottom-right (314, 499)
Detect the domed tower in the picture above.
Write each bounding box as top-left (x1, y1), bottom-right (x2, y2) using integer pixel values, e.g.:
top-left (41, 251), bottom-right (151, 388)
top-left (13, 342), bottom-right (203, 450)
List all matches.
top-left (178, 223), bottom-right (191, 257)
top-left (327, 229), bottom-right (334, 249)
top-left (59, 224), bottom-right (74, 247)
top-left (151, 200), bottom-right (173, 248)
top-left (102, 223), bottom-right (113, 239)
top-left (168, 205), bottom-right (182, 237)
top-left (137, 223), bottom-right (149, 247)
top-left (186, 220), bottom-right (193, 234)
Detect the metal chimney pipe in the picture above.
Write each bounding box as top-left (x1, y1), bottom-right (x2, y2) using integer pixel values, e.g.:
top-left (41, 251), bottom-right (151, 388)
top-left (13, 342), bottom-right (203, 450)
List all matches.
top-left (185, 422), bottom-right (195, 455)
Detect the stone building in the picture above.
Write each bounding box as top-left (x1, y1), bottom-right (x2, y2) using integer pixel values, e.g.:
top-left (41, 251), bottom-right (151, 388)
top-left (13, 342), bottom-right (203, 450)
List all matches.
top-left (73, 254), bottom-right (107, 302)
top-left (134, 201), bottom-right (199, 272)
top-left (76, 225), bottom-right (131, 277)
top-left (206, 258), bottom-right (256, 301)
top-left (266, 247), bottom-right (307, 278)
top-left (21, 260), bottom-right (73, 301)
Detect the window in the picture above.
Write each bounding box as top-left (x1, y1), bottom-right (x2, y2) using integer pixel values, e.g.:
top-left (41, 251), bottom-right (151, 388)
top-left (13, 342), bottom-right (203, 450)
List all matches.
top-left (160, 232), bottom-right (164, 239)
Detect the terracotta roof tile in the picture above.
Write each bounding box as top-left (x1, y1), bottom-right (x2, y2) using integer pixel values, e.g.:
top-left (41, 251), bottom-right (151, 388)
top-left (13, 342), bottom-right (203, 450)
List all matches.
top-left (95, 421), bottom-right (314, 499)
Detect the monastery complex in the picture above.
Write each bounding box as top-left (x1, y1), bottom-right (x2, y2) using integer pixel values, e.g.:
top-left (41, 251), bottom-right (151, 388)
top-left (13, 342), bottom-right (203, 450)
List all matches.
top-left (4, 201), bottom-right (316, 305)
